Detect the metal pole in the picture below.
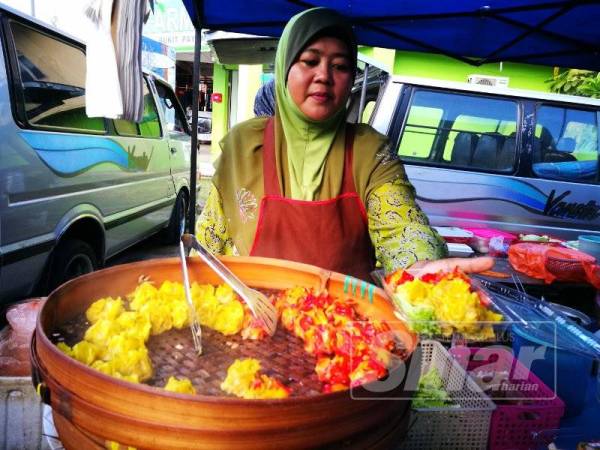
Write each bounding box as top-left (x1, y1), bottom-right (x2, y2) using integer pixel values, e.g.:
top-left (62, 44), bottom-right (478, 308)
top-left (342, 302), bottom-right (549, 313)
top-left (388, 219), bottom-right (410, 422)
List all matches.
top-left (358, 64), bottom-right (369, 123)
top-left (188, 25), bottom-right (202, 233)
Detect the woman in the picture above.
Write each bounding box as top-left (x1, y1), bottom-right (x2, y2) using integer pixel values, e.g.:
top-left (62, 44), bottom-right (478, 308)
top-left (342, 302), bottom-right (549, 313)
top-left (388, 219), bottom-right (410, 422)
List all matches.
top-left (196, 7), bottom-right (493, 279)
top-left (254, 78), bottom-right (276, 117)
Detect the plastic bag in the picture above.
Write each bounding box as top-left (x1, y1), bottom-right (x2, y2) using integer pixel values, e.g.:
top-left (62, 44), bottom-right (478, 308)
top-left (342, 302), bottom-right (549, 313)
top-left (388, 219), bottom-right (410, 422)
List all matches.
top-left (0, 298), bottom-right (43, 376)
top-left (508, 243), bottom-right (600, 287)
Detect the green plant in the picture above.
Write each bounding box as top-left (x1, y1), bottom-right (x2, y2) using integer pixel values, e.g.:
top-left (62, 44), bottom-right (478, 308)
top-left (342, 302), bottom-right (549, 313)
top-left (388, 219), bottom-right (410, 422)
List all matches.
top-left (547, 69), bottom-right (600, 98)
top-left (578, 73), bottom-right (600, 98)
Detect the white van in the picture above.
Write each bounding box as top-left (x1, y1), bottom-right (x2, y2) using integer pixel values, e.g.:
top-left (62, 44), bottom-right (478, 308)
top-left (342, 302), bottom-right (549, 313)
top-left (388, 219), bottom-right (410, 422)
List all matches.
top-left (0, 5), bottom-right (193, 302)
top-left (350, 75), bottom-right (600, 241)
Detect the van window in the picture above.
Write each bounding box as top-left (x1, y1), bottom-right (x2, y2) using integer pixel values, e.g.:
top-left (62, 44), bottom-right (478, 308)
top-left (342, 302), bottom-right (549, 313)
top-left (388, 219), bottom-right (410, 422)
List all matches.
top-left (138, 84), bottom-right (161, 138)
top-left (397, 90), bottom-right (518, 171)
top-left (154, 81), bottom-right (188, 133)
top-left (9, 21), bottom-right (105, 132)
top-left (112, 80), bottom-right (161, 138)
top-left (533, 105), bottom-right (599, 183)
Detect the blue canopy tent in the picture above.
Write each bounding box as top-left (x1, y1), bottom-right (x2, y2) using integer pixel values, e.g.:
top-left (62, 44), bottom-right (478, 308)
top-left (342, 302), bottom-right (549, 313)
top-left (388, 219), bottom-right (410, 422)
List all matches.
top-left (180, 0), bottom-right (600, 229)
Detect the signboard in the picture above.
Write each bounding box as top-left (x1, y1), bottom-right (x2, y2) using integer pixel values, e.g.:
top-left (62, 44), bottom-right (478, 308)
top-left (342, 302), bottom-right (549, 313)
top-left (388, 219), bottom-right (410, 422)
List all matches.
top-left (143, 0), bottom-right (210, 53)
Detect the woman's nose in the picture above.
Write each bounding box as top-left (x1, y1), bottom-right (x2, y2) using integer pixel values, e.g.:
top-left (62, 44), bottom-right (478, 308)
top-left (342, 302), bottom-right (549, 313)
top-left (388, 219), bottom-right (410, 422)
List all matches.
top-left (314, 62), bottom-right (332, 83)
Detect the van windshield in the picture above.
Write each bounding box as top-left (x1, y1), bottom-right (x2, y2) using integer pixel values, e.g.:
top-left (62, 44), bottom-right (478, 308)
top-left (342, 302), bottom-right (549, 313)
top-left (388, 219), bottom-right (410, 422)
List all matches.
top-left (398, 89), bottom-right (518, 172)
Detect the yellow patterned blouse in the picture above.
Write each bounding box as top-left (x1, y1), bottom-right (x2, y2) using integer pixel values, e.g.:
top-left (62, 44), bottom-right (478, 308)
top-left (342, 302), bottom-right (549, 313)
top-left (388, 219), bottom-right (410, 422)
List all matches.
top-left (196, 178), bottom-right (447, 273)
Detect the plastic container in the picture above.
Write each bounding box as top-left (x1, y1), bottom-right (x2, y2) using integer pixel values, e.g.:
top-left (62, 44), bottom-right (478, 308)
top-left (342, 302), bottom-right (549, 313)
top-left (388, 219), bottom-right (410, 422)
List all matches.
top-left (474, 279), bottom-right (600, 417)
top-left (511, 325), bottom-right (594, 417)
top-left (463, 227), bottom-right (517, 255)
top-left (1, 376), bottom-right (44, 449)
top-left (450, 346), bottom-right (565, 450)
top-left (547, 302), bottom-right (594, 330)
top-left (399, 340), bottom-right (495, 450)
top-left (447, 242), bottom-right (475, 257)
top-left (432, 226), bottom-right (474, 244)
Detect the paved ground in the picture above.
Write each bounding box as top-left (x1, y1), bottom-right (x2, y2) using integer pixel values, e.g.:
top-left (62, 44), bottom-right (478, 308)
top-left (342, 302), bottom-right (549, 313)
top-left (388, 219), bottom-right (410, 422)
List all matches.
top-left (105, 233), bottom-right (179, 267)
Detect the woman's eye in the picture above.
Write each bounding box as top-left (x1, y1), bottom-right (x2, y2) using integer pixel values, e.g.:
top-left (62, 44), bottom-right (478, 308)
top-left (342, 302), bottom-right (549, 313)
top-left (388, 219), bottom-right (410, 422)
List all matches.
top-left (301, 59), bottom-right (319, 67)
top-left (333, 63), bottom-right (350, 72)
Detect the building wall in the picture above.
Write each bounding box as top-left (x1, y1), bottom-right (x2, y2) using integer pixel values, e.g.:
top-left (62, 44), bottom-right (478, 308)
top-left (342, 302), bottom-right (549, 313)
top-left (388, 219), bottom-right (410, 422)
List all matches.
top-left (236, 65), bottom-right (263, 123)
top-left (211, 64), bottom-right (230, 156)
top-left (393, 51), bottom-right (554, 91)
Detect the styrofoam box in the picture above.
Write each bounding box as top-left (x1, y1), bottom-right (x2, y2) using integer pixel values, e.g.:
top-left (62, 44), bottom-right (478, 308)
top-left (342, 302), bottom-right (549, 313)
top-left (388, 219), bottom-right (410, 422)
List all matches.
top-left (1, 376), bottom-right (44, 449)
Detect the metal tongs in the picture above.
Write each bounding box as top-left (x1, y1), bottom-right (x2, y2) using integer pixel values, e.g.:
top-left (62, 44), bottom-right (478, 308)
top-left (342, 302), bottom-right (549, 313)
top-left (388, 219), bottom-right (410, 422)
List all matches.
top-left (180, 234), bottom-right (278, 336)
top-left (179, 238), bottom-right (203, 355)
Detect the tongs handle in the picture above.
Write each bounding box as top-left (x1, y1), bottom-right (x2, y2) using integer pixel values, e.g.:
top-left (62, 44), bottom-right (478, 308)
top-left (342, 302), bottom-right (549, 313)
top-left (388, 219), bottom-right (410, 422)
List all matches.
top-left (181, 234), bottom-right (257, 315)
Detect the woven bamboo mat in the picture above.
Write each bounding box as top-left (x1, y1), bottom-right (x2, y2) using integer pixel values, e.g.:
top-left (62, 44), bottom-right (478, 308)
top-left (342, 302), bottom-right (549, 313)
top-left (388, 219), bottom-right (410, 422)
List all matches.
top-left (54, 313), bottom-right (322, 397)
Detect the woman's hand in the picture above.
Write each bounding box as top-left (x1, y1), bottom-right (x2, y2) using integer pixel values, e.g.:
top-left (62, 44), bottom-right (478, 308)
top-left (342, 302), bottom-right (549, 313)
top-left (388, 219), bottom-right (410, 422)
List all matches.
top-left (408, 257), bottom-right (495, 276)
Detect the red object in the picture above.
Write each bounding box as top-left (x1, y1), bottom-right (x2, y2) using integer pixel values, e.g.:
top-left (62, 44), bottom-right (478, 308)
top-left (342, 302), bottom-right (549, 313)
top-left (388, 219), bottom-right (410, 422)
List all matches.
top-left (450, 347), bottom-right (564, 450)
top-left (250, 118), bottom-right (375, 281)
top-left (0, 298), bottom-right (43, 376)
top-left (508, 243), bottom-right (600, 287)
top-left (384, 269), bottom-right (414, 288)
top-left (211, 92), bottom-right (222, 103)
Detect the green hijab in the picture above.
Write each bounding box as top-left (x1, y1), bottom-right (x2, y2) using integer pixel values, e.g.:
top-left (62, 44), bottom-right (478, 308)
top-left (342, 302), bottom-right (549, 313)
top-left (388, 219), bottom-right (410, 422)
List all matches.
top-left (274, 7), bottom-right (357, 200)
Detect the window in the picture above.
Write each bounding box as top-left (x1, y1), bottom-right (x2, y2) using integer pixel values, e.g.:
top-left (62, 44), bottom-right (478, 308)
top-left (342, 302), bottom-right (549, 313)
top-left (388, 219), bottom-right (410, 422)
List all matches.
top-left (398, 103), bottom-right (443, 158)
top-left (533, 105), bottom-right (599, 182)
top-left (138, 84), bottom-right (161, 138)
top-left (9, 21), bottom-right (105, 132)
top-left (397, 90), bottom-right (518, 171)
top-left (154, 81), bottom-right (188, 134)
top-left (113, 80), bottom-right (161, 138)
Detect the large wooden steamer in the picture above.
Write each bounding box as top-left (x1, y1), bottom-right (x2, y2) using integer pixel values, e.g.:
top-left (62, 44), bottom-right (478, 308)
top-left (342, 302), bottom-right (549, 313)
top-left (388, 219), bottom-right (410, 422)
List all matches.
top-left (31, 256), bottom-right (418, 449)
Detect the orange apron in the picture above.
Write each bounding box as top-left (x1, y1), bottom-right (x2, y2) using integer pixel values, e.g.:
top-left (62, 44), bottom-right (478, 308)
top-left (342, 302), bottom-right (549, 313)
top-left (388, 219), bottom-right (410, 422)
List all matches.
top-left (250, 118), bottom-right (375, 281)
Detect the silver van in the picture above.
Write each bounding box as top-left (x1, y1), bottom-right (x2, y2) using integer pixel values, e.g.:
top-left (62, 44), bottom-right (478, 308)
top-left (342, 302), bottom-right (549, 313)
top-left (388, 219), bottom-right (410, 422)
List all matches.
top-left (0, 6), bottom-right (192, 302)
top-left (357, 75), bottom-right (600, 241)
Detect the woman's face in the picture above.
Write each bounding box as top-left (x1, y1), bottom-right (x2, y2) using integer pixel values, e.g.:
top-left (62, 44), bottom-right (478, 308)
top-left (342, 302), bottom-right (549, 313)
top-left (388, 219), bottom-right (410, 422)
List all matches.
top-left (287, 36), bottom-right (353, 121)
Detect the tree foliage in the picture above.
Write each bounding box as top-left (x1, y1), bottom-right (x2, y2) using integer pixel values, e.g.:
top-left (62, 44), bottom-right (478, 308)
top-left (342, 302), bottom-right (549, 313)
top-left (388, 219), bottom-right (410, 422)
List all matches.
top-left (547, 69), bottom-right (600, 98)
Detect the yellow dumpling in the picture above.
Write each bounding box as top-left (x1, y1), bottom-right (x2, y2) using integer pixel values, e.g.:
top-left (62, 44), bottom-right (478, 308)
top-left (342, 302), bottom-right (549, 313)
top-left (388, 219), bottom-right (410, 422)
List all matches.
top-left (221, 358), bottom-right (290, 399)
top-left (110, 347), bottom-right (152, 382)
top-left (170, 298), bottom-right (190, 329)
top-left (215, 284), bottom-right (237, 304)
top-left (71, 341), bottom-right (101, 366)
top-left (221, 358), bottom-right (261, 397)
top-left (212, 301), bottom-right (245, 335)
top-left (164, 376), bottom-right (196, 395)
top-left (196, 294), bottom-right (220, 327)
top-left (158, 280), bottom-right (185, 303)
top-left (191, 283), bottom-right (215, 309)
top-left (85, 318), bottom-right (122, 346)
top-left (86, 297), bottom-right (124, 324)
top-left (56, 342), bottom-right (72, 356)
top-left (116, 311), bottom-right (152, 342)
top-left (129, 282), bottom-right (159, 311)
top-left (105, 335), bottom-right (145, 360)
top-left (139, 299), bottom-right (173, 335)
top-left (397, 279), bottom-right (433, 306)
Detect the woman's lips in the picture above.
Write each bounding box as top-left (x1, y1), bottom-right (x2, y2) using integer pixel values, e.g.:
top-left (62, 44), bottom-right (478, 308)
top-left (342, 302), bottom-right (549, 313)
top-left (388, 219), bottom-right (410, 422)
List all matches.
top-left (309, 93), bottom-right (331, 103)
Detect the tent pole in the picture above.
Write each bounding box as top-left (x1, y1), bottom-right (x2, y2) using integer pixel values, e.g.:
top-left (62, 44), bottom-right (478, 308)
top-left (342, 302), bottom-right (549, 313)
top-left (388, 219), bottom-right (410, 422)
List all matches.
top-left (358, 63), bottom-right (369, 122)
top-left (188, 25), bottom-right (202, 234)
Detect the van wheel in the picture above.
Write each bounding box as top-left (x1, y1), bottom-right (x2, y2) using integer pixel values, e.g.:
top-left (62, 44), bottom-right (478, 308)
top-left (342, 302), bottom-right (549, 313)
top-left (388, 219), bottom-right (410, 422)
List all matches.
top-left (48, 238), bottom-right (98, 292)
top-left (163, 191), bottom-right (188, 244)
